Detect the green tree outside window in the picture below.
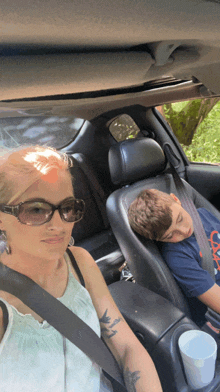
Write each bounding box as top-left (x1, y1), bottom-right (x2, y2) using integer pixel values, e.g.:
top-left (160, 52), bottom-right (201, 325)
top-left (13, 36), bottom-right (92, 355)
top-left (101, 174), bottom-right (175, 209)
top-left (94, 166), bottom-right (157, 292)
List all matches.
top-left (158, 98), bottom-right (220, 164)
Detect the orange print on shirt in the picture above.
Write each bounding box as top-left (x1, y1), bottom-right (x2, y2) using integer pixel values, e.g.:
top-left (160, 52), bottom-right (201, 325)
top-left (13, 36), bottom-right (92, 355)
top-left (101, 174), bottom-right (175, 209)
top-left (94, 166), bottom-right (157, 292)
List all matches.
top-left (200, 231), bottom-right (220, 271)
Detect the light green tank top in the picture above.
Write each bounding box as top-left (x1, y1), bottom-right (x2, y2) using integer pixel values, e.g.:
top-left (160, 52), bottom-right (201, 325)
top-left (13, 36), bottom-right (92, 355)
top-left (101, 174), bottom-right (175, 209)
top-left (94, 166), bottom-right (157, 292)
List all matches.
top-left (0, 252), bottom-right (102, 392)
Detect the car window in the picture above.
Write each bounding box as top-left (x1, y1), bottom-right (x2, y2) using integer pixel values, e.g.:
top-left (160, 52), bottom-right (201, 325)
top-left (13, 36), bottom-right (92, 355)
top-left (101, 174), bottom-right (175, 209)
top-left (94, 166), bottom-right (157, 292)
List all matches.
top-left (109, 114), bottom-right (140, 142)
top-left (157, 98), bottom-right (220, 164)
top-left (0, 116), bottom-right (84, 149)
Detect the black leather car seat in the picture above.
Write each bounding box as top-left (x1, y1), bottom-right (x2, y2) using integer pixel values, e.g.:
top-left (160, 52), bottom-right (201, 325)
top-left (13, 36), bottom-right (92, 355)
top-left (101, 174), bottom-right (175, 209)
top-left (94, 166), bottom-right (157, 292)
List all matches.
top-left (69, 153), bottom-right (124, 283)
top-left (106, 138), bottom-right (220, 323)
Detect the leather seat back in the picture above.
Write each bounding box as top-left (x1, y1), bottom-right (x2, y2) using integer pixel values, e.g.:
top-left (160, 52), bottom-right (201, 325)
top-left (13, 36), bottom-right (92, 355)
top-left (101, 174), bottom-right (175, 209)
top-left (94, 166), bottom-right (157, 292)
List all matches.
top-left (69, 153), bottom-right (120, 261)
top-left (107, 138), bottom-right (220, 319)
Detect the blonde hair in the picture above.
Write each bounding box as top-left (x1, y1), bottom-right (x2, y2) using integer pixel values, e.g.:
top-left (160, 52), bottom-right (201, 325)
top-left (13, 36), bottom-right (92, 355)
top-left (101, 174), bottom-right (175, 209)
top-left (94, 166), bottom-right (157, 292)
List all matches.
top-left (0, 145), bottom-right (72, 204)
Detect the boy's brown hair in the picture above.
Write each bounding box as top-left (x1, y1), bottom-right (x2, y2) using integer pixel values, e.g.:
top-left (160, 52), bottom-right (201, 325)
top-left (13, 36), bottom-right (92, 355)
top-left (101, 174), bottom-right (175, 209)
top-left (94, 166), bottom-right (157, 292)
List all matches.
top-left (128, 189), bottom-right (174, 241)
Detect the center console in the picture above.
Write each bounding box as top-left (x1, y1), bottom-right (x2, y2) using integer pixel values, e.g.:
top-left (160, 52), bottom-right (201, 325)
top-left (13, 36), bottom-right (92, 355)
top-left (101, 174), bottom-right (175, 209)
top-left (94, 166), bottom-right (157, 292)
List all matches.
top-left (109, 281), bottom-right (220, 392)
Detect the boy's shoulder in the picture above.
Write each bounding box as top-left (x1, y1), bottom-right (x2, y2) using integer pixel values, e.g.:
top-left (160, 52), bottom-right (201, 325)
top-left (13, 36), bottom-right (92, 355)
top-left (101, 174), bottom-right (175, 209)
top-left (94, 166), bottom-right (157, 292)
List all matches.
top-left (198, 207), bottom-right (217, 219)
top-left (160, 234), bottom-right (197, 254)
top-left (160, 207), bottom-right (220, 255)
top-left (197, 207), bottom-right (220, 230)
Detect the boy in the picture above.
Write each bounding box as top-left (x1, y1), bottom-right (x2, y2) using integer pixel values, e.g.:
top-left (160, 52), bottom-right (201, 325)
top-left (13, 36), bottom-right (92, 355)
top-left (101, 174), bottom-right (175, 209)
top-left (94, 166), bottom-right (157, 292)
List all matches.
top-left (128, 189), bottom-right (220, 325)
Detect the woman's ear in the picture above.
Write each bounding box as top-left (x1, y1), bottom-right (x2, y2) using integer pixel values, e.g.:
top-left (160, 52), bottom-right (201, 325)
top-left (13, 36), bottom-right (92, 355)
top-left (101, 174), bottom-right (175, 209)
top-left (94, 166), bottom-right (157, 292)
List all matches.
top-left (170, 193), bottom-right (181, 205)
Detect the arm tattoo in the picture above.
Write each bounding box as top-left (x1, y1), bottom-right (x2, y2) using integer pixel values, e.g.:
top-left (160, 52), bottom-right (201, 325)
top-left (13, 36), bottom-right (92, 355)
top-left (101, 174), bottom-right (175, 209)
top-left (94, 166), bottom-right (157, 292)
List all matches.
top-left (124, 367), bottom-right (141, 392)
top-left (99, 309), bottom-right (122, 339)
top-left (106, 329), bottom-right (118, 338)
top-left (110, 317), bottom-right (121, 328)
top-left (99, 309), bottom-right (111, 324)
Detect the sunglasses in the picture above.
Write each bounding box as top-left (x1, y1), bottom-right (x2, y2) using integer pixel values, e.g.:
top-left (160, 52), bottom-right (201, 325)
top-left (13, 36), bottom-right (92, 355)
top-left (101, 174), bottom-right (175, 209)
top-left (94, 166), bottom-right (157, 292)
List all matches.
top-left (0, 197), bottom-right (85, 226)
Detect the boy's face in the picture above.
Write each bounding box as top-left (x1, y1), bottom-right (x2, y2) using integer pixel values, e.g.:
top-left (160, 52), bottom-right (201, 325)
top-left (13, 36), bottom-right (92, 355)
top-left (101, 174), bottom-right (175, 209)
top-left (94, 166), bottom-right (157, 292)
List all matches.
top-left (159, 194), bottom-right (194, 243)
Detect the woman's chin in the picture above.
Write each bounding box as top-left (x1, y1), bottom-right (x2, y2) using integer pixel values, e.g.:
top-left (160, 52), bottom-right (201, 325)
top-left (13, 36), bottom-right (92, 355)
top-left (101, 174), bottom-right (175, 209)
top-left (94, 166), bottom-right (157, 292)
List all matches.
top-left (38, 245), bottom-right (67, 261)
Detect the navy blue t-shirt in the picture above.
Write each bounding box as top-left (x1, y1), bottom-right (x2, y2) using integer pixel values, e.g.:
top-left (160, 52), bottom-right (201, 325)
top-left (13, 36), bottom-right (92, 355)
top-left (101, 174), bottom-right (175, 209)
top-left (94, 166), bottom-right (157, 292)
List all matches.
top-left (161, 208), bottom-right (220, 298)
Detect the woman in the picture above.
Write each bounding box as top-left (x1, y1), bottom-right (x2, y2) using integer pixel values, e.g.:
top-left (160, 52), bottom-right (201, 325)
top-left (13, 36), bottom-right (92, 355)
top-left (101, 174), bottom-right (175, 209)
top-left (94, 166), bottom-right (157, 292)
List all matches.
top-left (0, 146), bottom-right (162, 392)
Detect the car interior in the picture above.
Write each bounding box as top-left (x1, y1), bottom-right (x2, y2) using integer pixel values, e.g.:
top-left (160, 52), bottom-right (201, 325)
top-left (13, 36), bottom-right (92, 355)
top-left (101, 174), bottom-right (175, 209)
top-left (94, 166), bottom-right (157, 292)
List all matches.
top-left (2, 0), bottom-right (220, 390)
top-left (2, 104), bottom-right (220, 391)
top-left (70, 106), bottom-right (220, 391)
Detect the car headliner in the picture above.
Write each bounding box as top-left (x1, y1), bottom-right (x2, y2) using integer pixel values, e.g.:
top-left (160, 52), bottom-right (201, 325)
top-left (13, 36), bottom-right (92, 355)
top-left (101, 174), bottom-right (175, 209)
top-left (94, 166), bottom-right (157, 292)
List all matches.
top-left (1, 0), bottom-right (220, 117)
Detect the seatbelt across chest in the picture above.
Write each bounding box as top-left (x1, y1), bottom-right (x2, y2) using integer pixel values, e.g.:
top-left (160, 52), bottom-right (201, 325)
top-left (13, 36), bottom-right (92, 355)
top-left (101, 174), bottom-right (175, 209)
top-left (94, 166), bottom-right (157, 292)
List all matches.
top-left (0, 261), bottom-right (126, 391)
top-left (163, 143), bottom-right (215, 280)
top-left (164, 143), bottom-right (220, 329)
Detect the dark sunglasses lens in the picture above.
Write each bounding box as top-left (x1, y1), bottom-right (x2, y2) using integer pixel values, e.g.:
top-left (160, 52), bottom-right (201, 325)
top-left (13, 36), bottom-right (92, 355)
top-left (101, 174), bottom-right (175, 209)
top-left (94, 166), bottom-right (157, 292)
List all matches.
top-left (19, 202), bottom-right (52, 225)
top-left (61, 199), bottom-right (85, 223)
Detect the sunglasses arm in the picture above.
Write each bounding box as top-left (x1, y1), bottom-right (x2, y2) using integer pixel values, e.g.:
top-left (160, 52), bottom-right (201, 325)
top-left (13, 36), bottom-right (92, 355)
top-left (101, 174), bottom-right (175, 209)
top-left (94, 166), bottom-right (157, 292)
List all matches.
top-left (0, 205), bottom-right (19, 217)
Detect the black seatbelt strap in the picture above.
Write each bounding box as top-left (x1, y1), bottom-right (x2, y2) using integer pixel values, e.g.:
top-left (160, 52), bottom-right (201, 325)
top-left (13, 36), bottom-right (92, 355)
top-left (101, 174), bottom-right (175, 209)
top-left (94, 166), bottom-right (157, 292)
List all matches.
top-left (0, 262), bottom-right (126, 391)
top-left (163, 143), bottom-right (215, 279)
top-left (163, 143), bottom-right (220, 328)
top-left (72, 154), bottom-right (109, 229)
top-left (171, 165), bottom-right (215, 280)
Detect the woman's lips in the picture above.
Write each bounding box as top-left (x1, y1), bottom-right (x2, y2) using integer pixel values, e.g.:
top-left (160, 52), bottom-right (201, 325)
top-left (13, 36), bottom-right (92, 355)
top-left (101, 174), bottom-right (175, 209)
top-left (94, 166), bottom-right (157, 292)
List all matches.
top-left (42, 237), bottom-right (64, 244)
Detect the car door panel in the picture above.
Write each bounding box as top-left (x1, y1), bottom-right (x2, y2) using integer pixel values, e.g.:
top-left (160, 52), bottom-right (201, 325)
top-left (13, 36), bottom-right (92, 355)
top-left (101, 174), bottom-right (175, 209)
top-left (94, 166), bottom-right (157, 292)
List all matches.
top-left (186, 163), bottom-right (220, 211)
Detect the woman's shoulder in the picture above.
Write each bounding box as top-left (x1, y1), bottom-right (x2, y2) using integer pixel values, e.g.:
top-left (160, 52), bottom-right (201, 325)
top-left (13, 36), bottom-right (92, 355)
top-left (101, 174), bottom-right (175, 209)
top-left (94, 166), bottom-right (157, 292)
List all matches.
top-left (68, 246), bottom-right (95, 267)
top-left (67, 246), bottom-right (101, 288)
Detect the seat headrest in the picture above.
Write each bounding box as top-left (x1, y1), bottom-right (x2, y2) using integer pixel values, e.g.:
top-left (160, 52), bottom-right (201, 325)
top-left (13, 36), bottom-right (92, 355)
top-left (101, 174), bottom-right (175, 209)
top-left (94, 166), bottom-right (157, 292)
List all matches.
top-left (108, 138), bottom-right (166, 185)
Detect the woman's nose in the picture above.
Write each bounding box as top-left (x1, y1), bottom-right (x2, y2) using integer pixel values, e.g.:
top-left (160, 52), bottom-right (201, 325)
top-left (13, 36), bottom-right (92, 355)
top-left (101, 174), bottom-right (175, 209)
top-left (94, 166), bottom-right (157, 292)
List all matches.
top-left (47, 210), bottom-right (64, 229)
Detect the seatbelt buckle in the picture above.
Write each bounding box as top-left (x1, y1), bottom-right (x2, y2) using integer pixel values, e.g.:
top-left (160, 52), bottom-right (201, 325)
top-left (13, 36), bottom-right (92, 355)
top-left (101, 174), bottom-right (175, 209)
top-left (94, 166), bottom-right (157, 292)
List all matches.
top-left (119, 262), bottom-right (134, 282)
top-left (205, 308), bottom-right (220, 331)
top-left (204, 322), bottom-right (220, 334)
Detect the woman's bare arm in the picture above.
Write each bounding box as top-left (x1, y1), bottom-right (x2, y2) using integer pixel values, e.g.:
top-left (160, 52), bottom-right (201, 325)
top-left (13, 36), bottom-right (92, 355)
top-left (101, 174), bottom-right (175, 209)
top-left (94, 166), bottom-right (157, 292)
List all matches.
top-left (71, 246), bottom-right (163, 392)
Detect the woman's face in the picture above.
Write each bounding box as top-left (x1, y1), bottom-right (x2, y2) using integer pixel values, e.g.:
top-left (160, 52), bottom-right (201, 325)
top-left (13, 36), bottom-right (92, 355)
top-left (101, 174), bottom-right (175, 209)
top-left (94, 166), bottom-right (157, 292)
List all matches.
top-left (0, 170), bottom-right (75, 261)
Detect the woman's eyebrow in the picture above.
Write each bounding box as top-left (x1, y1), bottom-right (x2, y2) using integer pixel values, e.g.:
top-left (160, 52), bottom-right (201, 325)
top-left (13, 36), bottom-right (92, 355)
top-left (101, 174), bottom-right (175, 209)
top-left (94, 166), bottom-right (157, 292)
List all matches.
top-left (21, 197), bottom-right (73, 204)
top-left (20, 197), bottom-right (47, 203)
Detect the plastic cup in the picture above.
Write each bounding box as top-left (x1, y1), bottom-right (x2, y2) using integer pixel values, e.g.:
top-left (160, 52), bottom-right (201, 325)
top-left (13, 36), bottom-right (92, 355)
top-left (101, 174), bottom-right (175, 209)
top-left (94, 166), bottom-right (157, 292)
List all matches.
top-left (178, 330), bottom-right (217, 390)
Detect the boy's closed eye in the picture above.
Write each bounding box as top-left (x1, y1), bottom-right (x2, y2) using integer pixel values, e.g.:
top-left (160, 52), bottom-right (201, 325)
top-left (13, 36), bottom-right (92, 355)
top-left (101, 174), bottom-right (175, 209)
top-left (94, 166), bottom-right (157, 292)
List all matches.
top-left (160, 213), bottom-right (183, 241)
top-left (177, 213), bottom-right (183, 223)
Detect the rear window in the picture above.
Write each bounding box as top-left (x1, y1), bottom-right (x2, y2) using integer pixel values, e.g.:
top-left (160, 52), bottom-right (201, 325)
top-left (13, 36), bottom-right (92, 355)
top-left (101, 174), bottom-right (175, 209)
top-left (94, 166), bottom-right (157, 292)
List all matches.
top-left (109, 114), bottom-right (140, 142)
top-left (0, 116), bottom-right (84, 149)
